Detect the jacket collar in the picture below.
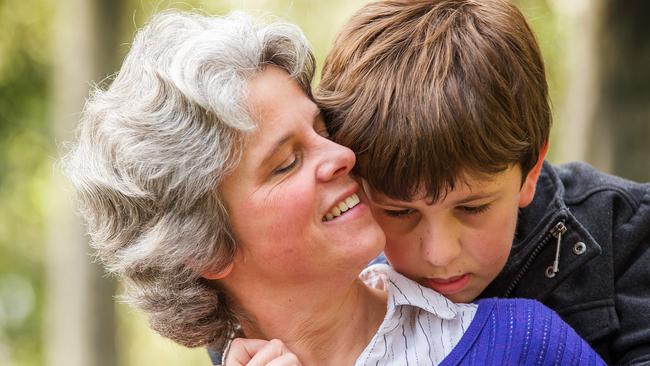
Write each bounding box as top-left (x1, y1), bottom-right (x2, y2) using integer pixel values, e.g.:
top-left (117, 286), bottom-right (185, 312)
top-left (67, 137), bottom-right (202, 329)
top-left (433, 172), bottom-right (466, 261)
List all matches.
top-left (481, 161), bottom-right (602, 299)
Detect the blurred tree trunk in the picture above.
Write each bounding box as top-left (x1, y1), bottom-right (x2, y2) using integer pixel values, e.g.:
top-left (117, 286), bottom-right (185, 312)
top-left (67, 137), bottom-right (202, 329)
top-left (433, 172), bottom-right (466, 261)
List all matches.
top-left (554, 0), bottom-right (601, 166)
top-left (553, 0), bottom-right (649, 182)
top-left (588, 0), bottom-right (650, 181)
top-left (46, 0), bottom-right (124, 365)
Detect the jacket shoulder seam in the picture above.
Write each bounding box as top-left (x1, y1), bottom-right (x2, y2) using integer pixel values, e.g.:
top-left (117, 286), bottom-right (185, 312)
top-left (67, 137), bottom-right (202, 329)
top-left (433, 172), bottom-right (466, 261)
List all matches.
top-left (564, 184), bottom-right (638, 210)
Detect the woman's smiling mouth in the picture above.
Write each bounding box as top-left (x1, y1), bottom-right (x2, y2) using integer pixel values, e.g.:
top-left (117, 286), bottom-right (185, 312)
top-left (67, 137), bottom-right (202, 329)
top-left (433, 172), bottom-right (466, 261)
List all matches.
top-left (323, 193), bottom-right (361, 221)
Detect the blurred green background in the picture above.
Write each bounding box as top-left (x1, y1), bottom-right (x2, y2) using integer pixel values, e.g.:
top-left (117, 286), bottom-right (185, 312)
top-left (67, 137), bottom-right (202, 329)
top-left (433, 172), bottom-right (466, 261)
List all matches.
top-left (0, 0), bottom-right (648, 365)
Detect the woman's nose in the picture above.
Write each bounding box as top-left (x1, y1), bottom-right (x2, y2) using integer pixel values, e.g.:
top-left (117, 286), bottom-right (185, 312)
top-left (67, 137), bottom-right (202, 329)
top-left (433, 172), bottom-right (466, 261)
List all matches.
top-left (316, 139), bottom-right (356, 182)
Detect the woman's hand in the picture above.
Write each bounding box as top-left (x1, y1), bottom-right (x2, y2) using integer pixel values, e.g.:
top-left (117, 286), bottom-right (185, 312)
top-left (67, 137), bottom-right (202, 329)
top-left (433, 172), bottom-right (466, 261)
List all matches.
top-left (224, 338), bottom-right (302, 366)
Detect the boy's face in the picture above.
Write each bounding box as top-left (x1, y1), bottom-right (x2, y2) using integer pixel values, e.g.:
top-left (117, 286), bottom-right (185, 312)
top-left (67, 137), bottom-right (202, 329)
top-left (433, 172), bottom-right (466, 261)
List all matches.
top-left (364, 164), bottom-right (540, 303)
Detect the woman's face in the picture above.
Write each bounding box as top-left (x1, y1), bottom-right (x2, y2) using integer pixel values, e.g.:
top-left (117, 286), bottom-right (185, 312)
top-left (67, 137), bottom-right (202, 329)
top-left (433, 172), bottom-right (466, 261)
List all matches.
top-left (219, 66), bottom-right (384, 287)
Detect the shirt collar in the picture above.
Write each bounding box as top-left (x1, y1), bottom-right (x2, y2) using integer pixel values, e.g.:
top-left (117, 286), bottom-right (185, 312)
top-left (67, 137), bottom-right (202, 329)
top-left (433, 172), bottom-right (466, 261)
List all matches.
top-left (361, 264), bottom-right (459, 320)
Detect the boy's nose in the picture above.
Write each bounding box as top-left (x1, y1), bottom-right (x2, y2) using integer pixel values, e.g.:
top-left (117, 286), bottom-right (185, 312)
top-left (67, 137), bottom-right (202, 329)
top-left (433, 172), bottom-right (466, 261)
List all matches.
top-left (420, 227), bottom-right (462, 267)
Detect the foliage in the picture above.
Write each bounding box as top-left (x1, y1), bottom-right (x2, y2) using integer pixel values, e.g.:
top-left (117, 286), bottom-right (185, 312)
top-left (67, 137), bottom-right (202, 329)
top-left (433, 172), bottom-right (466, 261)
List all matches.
top-left (0, 0), bottom-right (53, 365)
top-left (516, 0), bottom-right (567, 162)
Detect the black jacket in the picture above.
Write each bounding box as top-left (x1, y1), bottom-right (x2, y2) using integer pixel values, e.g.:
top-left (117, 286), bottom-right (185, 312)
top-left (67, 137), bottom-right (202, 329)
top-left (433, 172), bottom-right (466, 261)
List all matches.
top-left (480, 161), bottom-right (650, 365)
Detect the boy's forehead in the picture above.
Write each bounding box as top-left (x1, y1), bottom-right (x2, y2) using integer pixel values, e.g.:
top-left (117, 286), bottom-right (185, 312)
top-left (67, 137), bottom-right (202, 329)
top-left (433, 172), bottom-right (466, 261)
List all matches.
top-left (362, 167), bottom-right (518, 204)
top-left (361, 178), bottom-right (445, 205)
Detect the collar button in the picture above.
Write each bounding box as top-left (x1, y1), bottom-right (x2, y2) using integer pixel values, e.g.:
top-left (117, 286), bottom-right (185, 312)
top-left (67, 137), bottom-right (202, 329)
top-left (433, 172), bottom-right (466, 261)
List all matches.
top-left (573, 242), bottom-right (587, 255)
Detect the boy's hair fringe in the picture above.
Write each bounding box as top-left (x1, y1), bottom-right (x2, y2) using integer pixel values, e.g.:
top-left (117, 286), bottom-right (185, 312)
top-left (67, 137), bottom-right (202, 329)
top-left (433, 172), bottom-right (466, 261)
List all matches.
top-left (318, 0), bottom-right (550, 201)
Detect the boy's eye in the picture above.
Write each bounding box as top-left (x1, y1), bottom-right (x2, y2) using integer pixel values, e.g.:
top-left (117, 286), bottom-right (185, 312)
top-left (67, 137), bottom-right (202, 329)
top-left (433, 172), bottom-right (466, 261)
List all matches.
top-left (458, 204), bottom-right (490, 215)
top-left (273, 154), bottom-right (299, 175)
top-left (383, 208), bottom-right (416, 218)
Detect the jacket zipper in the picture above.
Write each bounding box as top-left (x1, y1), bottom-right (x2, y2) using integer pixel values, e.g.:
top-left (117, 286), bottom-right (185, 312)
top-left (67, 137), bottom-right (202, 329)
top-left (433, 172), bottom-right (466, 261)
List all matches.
top-left (546, 222), bottom-right (568, 278)
top-left (504, 221), bottom-right (567, 297)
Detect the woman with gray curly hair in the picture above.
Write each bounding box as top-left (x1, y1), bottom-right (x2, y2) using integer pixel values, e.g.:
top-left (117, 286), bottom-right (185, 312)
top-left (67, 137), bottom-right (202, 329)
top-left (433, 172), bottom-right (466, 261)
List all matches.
top-left (64, 8), bottom-right (606, 366)
top-left (64, 9), bottom-right (387, 365)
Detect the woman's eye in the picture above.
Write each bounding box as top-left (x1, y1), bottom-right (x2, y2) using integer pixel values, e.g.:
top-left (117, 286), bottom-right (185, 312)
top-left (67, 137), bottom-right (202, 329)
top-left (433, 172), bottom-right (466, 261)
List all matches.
top-left (273, 154), bottom-right (299, 175)
top-left (458, 204), bottom-right (490, 215)
top-left (383, 209), bottom-right (416, 218)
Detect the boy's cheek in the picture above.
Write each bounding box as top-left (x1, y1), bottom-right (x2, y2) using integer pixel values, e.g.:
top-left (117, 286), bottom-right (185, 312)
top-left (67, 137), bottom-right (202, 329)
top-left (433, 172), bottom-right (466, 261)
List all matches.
top-left (368, 207), bottom-right (399, 233)
top-left (383, 237), bottom-right (421, 273)
top-left (367, 204), bottom-right (383, 222)
top-left (374, 212), bottom-right (419, 236)
top-left (383, 248), bottom-right (415, 280)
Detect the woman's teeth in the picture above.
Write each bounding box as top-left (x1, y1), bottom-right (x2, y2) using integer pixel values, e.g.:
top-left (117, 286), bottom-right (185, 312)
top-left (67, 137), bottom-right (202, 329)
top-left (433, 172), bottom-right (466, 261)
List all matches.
top-left (323, 193), bottom-right (360, 222)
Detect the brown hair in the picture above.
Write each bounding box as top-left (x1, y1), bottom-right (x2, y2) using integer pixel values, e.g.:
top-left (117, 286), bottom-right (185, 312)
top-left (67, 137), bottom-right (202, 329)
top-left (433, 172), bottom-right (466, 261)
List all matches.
top-left (317, 0), bottom-right (550, 202)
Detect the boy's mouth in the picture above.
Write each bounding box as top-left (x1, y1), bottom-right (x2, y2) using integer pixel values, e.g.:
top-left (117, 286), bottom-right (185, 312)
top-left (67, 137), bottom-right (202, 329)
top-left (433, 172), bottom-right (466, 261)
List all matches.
top-left (322, 193), bottom-right (360, 222)
top-left (425, 274), bottom-right (470, 295)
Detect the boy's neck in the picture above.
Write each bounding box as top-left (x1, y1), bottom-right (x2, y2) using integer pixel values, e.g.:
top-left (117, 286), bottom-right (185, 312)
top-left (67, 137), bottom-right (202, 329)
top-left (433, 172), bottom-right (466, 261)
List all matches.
top-left (234, 277), bottom-right (387, 365)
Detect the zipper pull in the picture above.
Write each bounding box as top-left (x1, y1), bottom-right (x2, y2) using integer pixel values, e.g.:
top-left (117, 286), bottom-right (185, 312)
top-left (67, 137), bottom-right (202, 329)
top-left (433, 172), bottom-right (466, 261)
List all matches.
top-left (545, 221), bottom-right (567, 278)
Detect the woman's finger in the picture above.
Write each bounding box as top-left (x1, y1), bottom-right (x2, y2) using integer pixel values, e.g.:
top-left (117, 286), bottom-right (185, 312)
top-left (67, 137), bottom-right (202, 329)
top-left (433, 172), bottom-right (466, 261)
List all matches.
top-left (223, 338), bottom-right (268, 366)
top-left (246, 339), bottom-right (298, 366)
top-left (265, 353), bottom-right (303, 366)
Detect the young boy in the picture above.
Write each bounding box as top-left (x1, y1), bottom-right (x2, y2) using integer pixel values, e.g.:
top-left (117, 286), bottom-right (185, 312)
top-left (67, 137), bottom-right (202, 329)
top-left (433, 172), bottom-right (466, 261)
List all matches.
top-left (316, 0), bottom-right (650, 365)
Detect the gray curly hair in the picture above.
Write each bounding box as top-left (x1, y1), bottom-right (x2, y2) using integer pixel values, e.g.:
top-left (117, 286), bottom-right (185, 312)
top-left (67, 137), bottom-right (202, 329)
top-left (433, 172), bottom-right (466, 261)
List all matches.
top-left (63, 10), bottom-right (315, 347)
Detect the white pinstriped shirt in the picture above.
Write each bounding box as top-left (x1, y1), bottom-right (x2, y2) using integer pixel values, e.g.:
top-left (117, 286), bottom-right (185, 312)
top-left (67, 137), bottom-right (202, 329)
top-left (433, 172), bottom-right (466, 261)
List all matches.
top-left (355, 264), bottom-right (478, 366)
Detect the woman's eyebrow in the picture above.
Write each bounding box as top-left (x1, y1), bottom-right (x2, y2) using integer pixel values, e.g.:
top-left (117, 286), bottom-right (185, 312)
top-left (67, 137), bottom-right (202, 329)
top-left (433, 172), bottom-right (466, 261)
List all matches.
top-left (259, 134), bottom-right (292, 167)
top-left (261, 107), bottom-right (320, 167)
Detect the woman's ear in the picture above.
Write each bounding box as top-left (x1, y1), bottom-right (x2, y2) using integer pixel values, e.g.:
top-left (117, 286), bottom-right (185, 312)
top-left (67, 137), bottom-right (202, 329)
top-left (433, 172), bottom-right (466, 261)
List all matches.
top-left (518, 142), bottom-right (549, 208)
top-left (202, 261), bottom-right (234, 280)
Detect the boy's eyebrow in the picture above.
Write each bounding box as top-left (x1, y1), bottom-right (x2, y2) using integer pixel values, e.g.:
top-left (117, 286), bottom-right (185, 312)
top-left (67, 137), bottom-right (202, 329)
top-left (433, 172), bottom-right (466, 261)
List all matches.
top-left (375, 193), bottom-right (495, 207)
top-left (453, 192), bottom-right (495, 205)
top-left (369, 193), bottom-right (413, 206)
top-left (370, 188), bottom-right (499, 206)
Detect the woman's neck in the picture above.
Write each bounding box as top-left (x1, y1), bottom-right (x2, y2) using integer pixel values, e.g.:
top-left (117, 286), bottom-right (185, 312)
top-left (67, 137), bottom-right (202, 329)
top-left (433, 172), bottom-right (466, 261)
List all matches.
top-left (232, 277), bottom-right (387, 366)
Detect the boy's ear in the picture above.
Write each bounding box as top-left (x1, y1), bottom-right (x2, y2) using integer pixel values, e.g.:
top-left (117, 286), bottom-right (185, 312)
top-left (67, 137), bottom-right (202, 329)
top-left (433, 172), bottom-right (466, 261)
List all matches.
top-left (202, 261), bottom-right (234, 280)
top-left (518, 142), bottom-right (549, 208)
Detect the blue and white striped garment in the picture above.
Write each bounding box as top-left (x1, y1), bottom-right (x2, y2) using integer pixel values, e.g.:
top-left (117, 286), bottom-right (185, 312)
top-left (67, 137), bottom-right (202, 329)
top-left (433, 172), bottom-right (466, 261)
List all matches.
top-left (356, 264), bottom-right (477, 366)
